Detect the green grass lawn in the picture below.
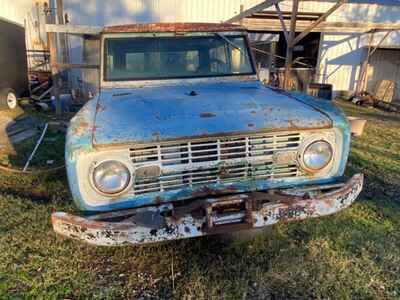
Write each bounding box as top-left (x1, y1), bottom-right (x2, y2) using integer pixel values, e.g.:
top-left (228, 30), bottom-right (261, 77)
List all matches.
top-left (1, 100), bottom-right (400, 299)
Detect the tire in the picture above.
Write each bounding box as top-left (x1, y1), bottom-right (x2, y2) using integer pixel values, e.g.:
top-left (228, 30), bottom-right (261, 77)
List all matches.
top-left (0, 88), bottom-right (18, 110)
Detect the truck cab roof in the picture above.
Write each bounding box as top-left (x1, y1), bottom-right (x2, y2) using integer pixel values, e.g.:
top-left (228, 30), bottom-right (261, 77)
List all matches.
top-left (102, 22), bottom-right (246, 34)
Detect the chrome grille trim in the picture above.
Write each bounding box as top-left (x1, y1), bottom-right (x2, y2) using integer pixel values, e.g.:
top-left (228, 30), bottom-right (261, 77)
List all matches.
top-left (129, 132), bottom-right (304, 195)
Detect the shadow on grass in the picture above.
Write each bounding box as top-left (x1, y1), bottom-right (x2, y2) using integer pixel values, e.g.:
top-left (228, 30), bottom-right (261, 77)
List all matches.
top-left (0, 170), bottom-right (69, 205)
top-left (336, 99), bottom-right (400, 123)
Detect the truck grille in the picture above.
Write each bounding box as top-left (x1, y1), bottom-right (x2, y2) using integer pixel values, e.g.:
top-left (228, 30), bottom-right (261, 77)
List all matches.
top-left (129, 132), bottom-right (303, 195)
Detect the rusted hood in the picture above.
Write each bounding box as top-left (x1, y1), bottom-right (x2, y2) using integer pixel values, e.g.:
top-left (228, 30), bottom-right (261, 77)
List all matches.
top-left (92, 80), bottom-right (332, 146)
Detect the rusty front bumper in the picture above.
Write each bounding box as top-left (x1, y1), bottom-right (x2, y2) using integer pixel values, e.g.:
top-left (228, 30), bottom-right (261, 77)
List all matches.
top-left (52, 174), bottom-right (363, 246)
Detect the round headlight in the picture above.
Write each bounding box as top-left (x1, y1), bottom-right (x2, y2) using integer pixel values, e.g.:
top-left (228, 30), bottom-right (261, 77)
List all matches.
top-left (302, 140), bottom-right (333, 171)
top-left (92, 160), bottom-right (131, 194)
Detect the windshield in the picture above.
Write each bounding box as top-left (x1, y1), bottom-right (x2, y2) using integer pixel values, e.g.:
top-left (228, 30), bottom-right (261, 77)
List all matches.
top-left (104, 35), bottom-right (255, 81)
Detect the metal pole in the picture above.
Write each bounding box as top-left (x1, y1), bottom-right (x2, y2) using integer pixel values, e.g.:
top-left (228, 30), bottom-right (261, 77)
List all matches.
top-left (23, 123), bottom-right (49, 172)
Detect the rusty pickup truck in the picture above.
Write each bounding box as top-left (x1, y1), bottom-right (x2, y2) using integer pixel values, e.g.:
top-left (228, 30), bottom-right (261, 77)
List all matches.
top-left (52, 23), bottom-right (363, 246)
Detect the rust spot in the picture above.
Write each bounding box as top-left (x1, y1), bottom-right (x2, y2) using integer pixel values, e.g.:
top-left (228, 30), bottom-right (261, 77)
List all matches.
top-left (70, 120), bottom-right (91, 136)
top-left (219, 166), bottom-right (229, 176)
top-left (113, 92), bottom-right (132, 97)
top-left (288, 120), bottom-right (299, 129)
top-left (154, 113), bottom-right (161, 121)
top-left (80, 105), bottom-right (89, 113)
top-left (263, 107), bottom-right (274, 112)
top-left (154, 196), bottom-right (163, 205)
top-left (200, 112), bottom-right (216, 118)
top-left (250, 110), bottom-right (257, 115)
top-left (152, 132), bottom-right (161, 140)
top-left (103, 23), bottom-right (246, 34)
top-left (96, 103), bottom-right (105, 113)
top-left (192, 186), bottom-right (239, 198)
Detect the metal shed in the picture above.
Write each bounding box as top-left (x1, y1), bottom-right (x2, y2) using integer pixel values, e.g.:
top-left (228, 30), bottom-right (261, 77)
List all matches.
top-left (18, 0), bottom-right (400, 104)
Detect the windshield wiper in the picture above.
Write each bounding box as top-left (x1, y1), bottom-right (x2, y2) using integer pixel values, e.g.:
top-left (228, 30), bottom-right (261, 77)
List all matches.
top-left (215, 33), bottom-right (246, 57)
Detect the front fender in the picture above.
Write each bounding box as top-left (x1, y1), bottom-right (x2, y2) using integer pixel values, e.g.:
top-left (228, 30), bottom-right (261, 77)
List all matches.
top-left (65, 97), bottom-right (98, 210)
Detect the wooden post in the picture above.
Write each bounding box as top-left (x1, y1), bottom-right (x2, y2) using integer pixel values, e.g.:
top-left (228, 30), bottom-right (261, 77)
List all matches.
top-left (283, 0), bottom-right (299, 90)
top-left (56, 0), bottom-right (68, 65)
top-left (226, 0), bottom-right (281, 24)
top-left (239, 5), bottom-right (244, 26)
top-left (274, 2), bottom-right (289, 44)
top-left (270, 41), bottom-right (277, 72)
top-left (56, 0), bottom-right (71, 107)
top-left (355, 31), bottom-right (374, 94)
top-left (46, 0), bottom-right (62, 116)
top-left (356, 29), bottom-right (393, 94)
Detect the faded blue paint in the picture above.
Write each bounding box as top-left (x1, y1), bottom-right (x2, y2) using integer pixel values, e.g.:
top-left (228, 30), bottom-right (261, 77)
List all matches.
top-left (65, 80), bottom-right (351, 213)
top-left (286, 90), bottom-right (351, 176)
top-left (93, 80), bottom-right (332, 145)
top-left (73, 174), bottom-right (341, 213)
top-left (65, 98), bottom-right (97, 211)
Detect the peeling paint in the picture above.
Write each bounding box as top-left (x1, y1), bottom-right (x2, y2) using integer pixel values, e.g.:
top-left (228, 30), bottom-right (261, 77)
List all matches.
top-left (103, 23), bottom-right (246, 34)
top-left (52, 174), bottom-right (363, 246)
top-left (92, 81), bottom-right (333, 146)
top-left (199, 112), bottom-right (217, 118)
top-left (61, 25), bottom-right (357, 244)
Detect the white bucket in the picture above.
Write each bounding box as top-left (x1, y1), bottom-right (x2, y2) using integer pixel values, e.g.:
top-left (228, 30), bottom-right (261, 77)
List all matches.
top-left (347, 117), bottom-right (367, 137)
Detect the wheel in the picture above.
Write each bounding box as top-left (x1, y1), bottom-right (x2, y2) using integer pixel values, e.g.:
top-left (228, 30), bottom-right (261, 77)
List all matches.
top-left (0, 88), bottom-right (18, 110)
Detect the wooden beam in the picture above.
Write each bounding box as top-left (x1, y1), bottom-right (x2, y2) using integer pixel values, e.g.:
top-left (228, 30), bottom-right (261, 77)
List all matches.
top-left (292, 0), bottom-right (346, 46)
top-left (45, 24), bottom-right (103, 35)
top-left (284, 0), bottom-right (299, 90)
top-left (356, 30), bottom-right (393, 93)
top-left (252, 47), bottom-right (309, 67)
top-left (370, 30), bottom-right (394, 55)
top-left (356, 31), bottom-right (375, 94)
top-left (274, 2), bottom-right (289, 43)
top-left (243, 19), bottom-right (400, 33)
top-left (225, 0), bottom-right (282, 23)
top-left (251, 11), bottom-right (322, 18)
top-left (316, 21), bottom-right (400, 31)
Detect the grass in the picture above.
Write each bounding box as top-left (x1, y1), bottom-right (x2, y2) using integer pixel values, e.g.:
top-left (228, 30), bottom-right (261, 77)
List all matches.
top-left (1, 100), bottom-right (400, 299)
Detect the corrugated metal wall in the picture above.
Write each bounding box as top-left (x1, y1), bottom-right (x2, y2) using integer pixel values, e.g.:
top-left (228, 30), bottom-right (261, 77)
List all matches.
top-left (317, 33), bottom-right (365, 91)
top-left (63, 0), bottom-right (264, 25)
top-left (63, 0), bottom-right (400, 25)
top-left (61, 0), bottom-right (400, 94)
top-left (315, 2), bottom-right (400, 93)
top-left (0, 0), bottom-right (48, 51)
top-left (367, 48), bottom-right (400, 99)
top-left (1, 0), bottom-right (400, 94)
top-left (318, 30), bottom-right (400, 93)
top-left (0, 0), bottom-right (32, 26)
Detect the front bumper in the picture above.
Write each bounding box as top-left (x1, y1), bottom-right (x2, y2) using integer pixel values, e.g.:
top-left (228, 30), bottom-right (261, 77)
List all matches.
top-left (52, 174), bottom-right (363, 246)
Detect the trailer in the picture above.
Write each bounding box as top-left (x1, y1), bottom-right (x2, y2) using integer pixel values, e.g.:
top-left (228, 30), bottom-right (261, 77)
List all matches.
top-left (0, 18), bottom-right (29, 110)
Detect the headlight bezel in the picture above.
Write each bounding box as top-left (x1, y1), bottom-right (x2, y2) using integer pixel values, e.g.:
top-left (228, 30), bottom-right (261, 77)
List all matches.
top-left (89, 159), bottom-right (133, 196)
top-left (299, 135), bottom-right (335, 174)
